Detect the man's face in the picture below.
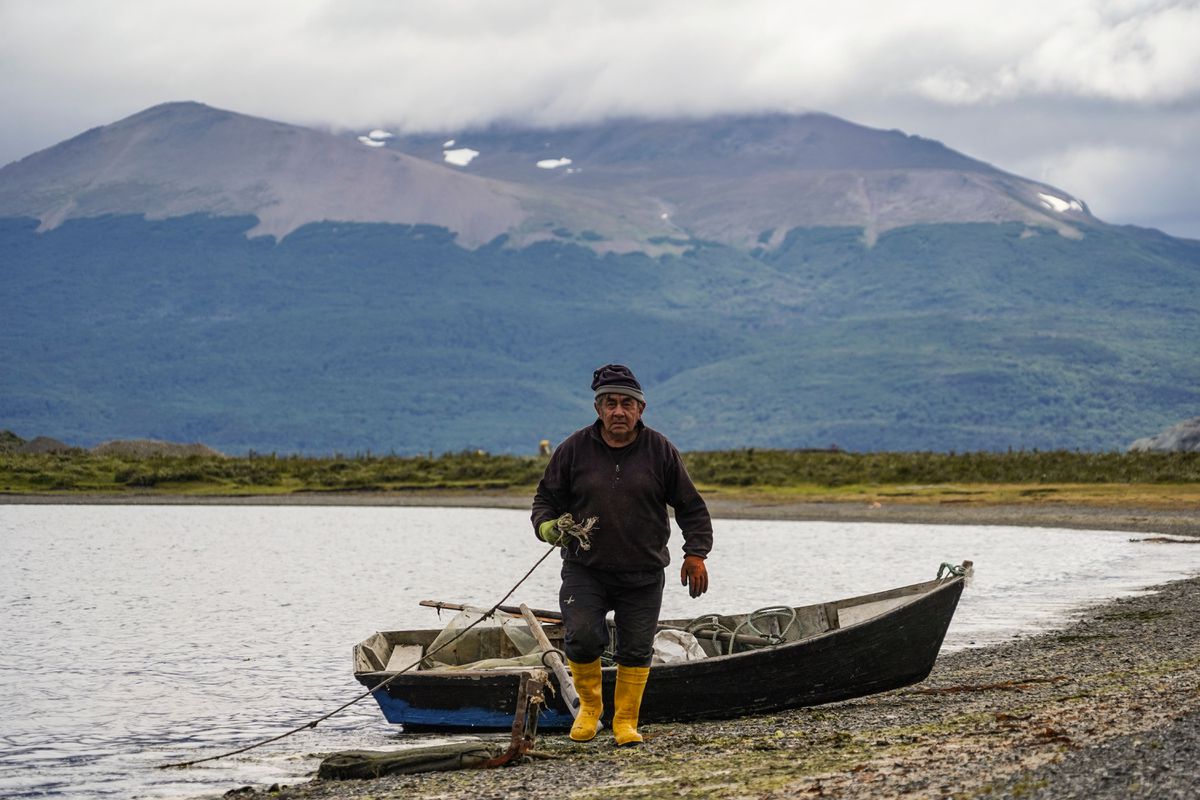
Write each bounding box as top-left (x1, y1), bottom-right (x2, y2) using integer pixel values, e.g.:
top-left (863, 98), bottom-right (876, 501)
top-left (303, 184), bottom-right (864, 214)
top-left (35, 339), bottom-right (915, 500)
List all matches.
top-left (596, 393), bottom-right (644, 442)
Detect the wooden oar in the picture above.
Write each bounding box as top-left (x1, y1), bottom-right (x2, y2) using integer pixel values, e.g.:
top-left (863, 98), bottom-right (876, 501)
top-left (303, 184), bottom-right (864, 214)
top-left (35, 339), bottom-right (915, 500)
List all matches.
top-left (518, 603), bottom-right (581, 719)
top-left (419, 600), bottom-right (561, 625)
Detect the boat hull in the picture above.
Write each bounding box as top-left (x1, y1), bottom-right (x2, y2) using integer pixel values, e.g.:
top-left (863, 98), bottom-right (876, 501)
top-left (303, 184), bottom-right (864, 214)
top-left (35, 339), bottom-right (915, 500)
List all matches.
top-left (357, 575), bottom-right (965, 732)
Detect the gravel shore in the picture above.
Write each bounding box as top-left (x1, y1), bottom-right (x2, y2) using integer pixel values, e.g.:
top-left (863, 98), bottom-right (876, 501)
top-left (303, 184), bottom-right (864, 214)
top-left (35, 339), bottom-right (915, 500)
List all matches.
top-left (220, 539), bottom-right (1200, 799)
top-left (233, 573), bottom-right (1200, 800)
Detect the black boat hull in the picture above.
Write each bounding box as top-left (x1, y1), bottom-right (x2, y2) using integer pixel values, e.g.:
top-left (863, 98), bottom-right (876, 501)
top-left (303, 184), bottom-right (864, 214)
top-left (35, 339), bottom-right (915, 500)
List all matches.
top-left (357, 575), bottom-right (966, 732)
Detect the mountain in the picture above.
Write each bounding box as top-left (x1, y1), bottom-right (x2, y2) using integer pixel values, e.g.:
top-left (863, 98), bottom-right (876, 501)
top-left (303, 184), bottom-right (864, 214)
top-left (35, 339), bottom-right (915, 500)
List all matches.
top-left (386, 112), bottom-right (1094, 249)
top-left (1, 102), bottom-right (1197, 454)
top-left (1, 102), bottom-right (1090, 250)
top-left (0, 102), bottom-right (528, 246)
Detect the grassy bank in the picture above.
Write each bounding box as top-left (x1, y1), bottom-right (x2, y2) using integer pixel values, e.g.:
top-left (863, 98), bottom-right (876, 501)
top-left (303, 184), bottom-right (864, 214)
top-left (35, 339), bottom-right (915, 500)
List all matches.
top-left (1, 449), bottom-right (1197, 503)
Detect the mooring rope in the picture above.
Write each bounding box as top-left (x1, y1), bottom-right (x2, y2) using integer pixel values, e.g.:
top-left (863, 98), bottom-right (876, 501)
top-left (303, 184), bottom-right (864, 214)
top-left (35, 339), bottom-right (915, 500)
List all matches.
top-left (937, 562), bottom-right (967, 579)
top-left (159, 543), bottom-right (562, 769)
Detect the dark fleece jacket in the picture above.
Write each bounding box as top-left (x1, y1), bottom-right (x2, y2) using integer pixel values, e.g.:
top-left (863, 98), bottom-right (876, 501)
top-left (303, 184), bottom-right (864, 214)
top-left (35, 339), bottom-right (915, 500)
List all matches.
top-left (531, 419), bottom-right (713, 571)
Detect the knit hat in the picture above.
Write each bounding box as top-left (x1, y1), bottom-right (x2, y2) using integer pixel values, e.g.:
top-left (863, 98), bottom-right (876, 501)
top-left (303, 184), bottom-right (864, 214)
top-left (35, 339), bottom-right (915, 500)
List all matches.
top-left (592, 364), bottom-right (645, 403)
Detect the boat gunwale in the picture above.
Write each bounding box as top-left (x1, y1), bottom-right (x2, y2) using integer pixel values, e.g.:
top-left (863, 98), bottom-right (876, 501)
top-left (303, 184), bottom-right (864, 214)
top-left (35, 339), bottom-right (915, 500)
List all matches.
top-left (355, 573), bottom-right (967, 679)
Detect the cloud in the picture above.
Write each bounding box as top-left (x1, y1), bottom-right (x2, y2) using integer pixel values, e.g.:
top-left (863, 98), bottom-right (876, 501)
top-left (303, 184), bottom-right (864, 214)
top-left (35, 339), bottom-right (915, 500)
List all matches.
top-left (914, 1), bottom-right (1200, 105)
top-left (0, 0), bottom-right (1197, 237)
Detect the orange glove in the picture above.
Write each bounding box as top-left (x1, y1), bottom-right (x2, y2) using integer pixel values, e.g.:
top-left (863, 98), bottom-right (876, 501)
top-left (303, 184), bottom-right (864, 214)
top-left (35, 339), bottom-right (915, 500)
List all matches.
top-left (680, 555), bottom-right (708, 598)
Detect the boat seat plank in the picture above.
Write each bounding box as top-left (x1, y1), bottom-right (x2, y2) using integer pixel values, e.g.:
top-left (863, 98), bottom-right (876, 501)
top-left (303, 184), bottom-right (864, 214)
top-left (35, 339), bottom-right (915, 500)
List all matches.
top-left (386, 644), bottom-right (425, 672)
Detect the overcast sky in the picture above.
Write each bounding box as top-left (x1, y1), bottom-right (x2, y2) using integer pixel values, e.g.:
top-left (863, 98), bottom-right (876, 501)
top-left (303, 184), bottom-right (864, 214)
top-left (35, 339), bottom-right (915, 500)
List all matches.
top-left (2, 0), bottom-right (1198, 238)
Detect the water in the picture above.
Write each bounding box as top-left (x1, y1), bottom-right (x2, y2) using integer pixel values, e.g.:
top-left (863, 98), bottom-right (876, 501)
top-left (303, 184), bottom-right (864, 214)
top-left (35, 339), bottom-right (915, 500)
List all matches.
top-left (2, 505), bottom-right (1199, 799)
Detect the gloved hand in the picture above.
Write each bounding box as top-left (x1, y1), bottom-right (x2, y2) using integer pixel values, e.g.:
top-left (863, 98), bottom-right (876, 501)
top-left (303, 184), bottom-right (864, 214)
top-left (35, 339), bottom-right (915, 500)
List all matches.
top-left (680, 554), bottom-right (708, 598)
top-left (538, 517), bottom-right (567, 546)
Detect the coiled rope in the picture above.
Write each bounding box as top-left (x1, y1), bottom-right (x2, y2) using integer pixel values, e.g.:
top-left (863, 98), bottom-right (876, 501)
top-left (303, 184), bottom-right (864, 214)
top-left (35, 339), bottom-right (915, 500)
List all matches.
top-left (685, 606), bottom-right (799, 655)
top-left (734, 605), bottom-right (798, 643)
top-left (158, 542), bottom-right (563, 769)
top-left (684, 613), bottom-right (734, 653)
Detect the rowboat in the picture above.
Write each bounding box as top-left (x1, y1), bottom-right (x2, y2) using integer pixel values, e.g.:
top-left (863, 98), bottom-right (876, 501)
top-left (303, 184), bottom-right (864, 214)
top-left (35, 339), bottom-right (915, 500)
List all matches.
top-left (352, 562), bottom-right (971, 732)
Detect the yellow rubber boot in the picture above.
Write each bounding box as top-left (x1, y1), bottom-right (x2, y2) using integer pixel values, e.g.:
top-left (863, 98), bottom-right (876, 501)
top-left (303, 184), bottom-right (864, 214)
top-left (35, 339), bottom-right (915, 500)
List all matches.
top-left (612, 665), bottom-right (650, 746)
top-left (567, 659), bottom-right (603, 742)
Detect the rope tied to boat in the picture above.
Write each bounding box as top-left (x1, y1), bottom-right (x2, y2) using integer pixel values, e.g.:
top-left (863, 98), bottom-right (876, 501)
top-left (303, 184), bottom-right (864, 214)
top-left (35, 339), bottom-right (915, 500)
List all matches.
top-left (158, 539), bottom-right (565, 770)
top-left (938, 562), bottom-right (967, 579)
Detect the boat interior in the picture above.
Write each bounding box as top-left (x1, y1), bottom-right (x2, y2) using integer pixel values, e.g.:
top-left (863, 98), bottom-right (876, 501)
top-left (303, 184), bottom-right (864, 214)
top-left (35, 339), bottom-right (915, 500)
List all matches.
top-left (355, 568), bottom-right (966, 676)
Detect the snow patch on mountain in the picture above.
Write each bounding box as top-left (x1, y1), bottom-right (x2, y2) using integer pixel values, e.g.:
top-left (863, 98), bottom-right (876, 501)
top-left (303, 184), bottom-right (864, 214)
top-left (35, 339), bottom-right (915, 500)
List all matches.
top-left (1038, 192), bottom-right (1083, 213)
top-left (357, 136), bottom-right (386, 148)
top-left (367, 130), bottom-right (393, 141)
top-left (536, 157), bottom-right (573, 169)
top-left (443, 148), bottom-right (480, 167)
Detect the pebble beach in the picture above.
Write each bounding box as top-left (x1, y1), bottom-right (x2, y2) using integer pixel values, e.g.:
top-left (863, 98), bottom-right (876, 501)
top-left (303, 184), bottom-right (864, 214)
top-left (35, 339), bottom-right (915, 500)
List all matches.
top-left (180, 498), bottom-right (1200, 800)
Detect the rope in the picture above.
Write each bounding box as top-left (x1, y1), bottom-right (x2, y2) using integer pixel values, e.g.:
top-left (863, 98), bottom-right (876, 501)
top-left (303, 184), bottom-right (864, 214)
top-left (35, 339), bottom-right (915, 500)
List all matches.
top-left (551, 513), bottom-right (598, 550)
top-left (686, 606), bottom-right (799, 655)
top-left (937, 562), bottom-right (966, 579)
top-left (684, 613), bottom-right (737, 655)
top-left (734, 606), bottom-right (798, 644)
top-left (158, 544), bottom-right (559, 770)
top-left (540, 648), bottom-right (568, 671)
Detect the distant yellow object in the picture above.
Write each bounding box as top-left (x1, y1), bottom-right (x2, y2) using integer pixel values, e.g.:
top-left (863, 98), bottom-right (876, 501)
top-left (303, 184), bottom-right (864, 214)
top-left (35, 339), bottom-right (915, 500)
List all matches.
top-left (539, 439), bottom-right (552, 456)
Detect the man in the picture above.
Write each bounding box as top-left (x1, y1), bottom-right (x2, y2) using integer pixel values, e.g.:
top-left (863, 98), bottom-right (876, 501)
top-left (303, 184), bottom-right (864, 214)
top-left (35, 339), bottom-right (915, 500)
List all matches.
top-left (531, 363), bottom-right (712, 746)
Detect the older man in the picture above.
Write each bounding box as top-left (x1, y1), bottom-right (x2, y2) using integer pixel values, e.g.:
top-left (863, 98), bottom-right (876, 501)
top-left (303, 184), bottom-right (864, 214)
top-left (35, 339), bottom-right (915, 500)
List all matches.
top-left (532, 363), bottom-right (712, 745)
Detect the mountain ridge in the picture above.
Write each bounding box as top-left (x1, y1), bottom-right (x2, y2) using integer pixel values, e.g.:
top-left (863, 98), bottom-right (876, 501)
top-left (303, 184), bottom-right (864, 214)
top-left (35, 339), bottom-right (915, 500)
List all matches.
top-left (0, 102), bottom-right (531, 246)
top-left (1, 101), bottom-right (1097, 250)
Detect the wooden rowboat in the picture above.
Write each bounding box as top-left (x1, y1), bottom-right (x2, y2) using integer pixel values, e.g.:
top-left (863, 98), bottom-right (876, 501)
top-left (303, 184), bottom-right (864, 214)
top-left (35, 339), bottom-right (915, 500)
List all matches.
top-left (353, 562), bottom-right (971, 732)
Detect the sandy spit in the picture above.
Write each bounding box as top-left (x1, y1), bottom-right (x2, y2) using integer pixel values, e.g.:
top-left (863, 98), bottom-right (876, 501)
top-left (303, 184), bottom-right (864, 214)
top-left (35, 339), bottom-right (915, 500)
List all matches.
top-left (6, 490), bottom-right (1200, 537)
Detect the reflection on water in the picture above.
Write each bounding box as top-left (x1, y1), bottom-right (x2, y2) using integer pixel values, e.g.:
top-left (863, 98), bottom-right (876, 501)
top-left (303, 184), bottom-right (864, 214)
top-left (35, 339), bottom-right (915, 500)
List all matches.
top-left (1, 505), bottom-right (1198, 798)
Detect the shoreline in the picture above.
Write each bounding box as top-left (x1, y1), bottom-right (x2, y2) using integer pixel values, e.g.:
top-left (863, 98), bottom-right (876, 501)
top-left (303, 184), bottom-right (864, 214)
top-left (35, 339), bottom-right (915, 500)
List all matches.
top-left (61, 488), bottom-right (1181, 799)
top-left (225, 570), bottom-right (1200, 800)
top-left (6, 490), bottom-right (1200, 537)
top-left (24, 489), bottom-right (1187, 798)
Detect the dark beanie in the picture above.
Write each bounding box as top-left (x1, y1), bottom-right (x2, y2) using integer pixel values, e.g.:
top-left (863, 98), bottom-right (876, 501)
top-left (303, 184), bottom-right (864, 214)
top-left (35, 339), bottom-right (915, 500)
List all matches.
top-left (591, 364), bottom-right (645, 403)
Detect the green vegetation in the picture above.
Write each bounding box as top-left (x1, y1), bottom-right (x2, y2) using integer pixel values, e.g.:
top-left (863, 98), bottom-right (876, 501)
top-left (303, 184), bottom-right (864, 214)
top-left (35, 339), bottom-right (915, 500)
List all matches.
top-left (1, 448), bottom-right (1196, 496)
top-left (683, 448), bottom-right (1200, 487)
top-left (1, 215), bottom-right (1198, 455)
top-left (0, 449), bottom-right (547, 494)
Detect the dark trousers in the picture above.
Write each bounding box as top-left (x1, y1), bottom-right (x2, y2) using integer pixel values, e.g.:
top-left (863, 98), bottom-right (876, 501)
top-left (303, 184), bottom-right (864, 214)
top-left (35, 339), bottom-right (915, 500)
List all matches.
top-left (559, 560), bottom-right (664, 667)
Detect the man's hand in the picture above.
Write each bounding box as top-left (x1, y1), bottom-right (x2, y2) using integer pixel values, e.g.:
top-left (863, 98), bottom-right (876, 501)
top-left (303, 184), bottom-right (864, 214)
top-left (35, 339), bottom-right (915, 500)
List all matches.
top-left (538, 517), bottom-right (567, 546)
top-left (680, 555), bottom-right (708, 598)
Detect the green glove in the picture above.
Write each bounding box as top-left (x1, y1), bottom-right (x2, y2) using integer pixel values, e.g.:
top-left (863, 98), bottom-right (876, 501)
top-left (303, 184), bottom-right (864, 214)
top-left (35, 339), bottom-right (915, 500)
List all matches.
top-left (538, 518), bottom-right (565, 546)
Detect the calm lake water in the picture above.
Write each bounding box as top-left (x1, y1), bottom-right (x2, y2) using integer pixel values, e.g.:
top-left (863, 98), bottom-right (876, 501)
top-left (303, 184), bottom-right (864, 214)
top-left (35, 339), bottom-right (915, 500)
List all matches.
top-left (2, 504), bottom-right (1199, 799)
